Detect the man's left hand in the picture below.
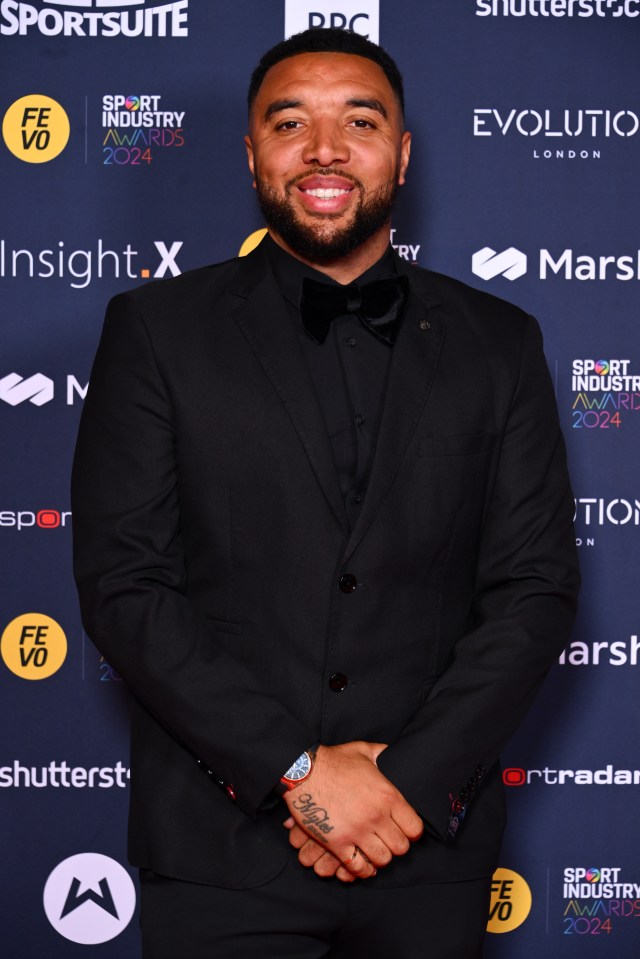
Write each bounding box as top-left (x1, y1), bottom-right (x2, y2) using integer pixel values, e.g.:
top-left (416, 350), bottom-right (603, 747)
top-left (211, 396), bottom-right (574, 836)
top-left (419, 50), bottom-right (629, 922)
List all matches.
top-left (283, 817), bottom-right (356, 882)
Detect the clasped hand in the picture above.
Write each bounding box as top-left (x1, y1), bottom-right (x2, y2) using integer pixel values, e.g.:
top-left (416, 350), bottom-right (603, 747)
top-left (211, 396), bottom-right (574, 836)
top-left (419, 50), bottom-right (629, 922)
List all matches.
top-left (282, 741), bottom-right (423, 882)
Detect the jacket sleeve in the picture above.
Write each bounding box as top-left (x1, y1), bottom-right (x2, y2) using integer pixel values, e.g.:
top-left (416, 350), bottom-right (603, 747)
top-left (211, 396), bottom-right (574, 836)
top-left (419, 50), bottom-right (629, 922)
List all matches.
top-left (71, 292), bottom-right (315, 819)
top-left (377, 314), bottom-right (580, 840)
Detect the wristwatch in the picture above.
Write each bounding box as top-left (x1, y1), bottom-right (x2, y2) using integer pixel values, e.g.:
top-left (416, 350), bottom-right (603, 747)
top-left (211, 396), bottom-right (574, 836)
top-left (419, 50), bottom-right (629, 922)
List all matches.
top-left (277, 746), bottom-right (317, 794)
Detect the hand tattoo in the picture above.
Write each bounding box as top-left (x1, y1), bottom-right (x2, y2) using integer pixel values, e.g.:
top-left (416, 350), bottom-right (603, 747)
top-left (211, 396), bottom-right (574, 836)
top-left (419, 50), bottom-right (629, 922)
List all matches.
top-left (291, 792), bottom-right (334, 835)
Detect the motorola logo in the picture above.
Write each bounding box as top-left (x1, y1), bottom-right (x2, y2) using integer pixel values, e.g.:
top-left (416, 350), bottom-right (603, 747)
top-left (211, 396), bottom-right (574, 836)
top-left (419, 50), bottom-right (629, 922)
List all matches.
top-left (472, 247), bottom-right (527, 281)
top-left (43, 853), bottom-right (136, 944)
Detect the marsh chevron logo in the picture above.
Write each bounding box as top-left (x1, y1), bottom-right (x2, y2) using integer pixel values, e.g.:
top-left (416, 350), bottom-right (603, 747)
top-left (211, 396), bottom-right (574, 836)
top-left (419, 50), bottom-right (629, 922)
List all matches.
top-left (0, 1), bottom-right (189, 37)
top-left (472, 246), bottom-right (640, 282)
top-left (0, 373), bottom-right (54, 406)
top-left (472, 247), bottom-right (527, 281)
top-left (0, 374), bottom-right (87, 407)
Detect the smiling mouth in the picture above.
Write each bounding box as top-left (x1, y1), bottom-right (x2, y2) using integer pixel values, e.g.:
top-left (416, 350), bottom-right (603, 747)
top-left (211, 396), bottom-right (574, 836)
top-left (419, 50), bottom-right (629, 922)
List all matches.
top-left (300, 187), bottom-right (351, 198)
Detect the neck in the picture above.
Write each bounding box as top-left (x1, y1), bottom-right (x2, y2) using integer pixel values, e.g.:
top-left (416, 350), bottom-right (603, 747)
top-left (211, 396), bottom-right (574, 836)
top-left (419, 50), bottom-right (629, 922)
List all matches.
top-left (267, 226), bottom-right (392, 285)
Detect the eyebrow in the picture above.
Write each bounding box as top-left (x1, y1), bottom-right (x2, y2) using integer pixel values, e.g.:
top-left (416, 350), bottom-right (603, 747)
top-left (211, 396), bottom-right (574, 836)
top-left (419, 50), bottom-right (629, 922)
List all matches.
top-left (263, 96), bottom-right (389, 123)
top-left (345, 97), bottom-right (388, 119)
top-left (263, 99), bottom-right (302, 122)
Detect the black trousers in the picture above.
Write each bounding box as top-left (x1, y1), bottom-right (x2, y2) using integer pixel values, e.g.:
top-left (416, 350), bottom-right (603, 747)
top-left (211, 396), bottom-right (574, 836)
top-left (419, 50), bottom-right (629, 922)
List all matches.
top-left (139, 858), bottom-right (492, 959)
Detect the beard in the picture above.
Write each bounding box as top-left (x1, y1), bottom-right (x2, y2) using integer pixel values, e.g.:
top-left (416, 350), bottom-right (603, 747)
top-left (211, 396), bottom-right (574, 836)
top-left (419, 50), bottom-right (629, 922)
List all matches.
top-left (254, 167), bottom-right (399, 263)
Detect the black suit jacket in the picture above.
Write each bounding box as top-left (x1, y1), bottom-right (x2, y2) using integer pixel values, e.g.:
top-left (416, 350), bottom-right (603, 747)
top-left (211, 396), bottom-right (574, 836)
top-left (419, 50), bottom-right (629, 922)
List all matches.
top-left (72, 239), bottom-right (579, 888)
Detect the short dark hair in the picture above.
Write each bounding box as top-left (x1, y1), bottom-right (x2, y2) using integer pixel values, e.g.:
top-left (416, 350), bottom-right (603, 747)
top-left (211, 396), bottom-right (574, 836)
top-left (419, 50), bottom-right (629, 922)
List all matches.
top-left (248, 28), bottom-right (405, 118)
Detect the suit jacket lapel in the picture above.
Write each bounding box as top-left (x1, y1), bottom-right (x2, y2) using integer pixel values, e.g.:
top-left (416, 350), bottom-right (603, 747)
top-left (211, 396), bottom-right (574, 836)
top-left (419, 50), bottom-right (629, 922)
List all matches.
top-left (229, 241), bottom-right (350, 536)
top-left (343, 257), bottom-right (445, 562)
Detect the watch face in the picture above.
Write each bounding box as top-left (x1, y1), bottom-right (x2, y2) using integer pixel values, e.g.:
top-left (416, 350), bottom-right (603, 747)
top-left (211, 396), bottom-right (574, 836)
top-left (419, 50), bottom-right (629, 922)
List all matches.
top-left (285, 752), bottom-right (312, 781)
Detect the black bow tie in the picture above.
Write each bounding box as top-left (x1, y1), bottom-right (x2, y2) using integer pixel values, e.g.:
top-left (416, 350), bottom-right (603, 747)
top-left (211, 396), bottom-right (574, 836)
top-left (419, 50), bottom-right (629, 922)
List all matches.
top-left (299, 274), bottom-right (409, 345)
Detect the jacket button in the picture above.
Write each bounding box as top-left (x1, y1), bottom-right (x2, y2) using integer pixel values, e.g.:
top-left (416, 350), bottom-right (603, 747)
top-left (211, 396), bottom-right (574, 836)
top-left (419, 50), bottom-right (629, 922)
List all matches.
top-left (339, 573), bottom-right (358, 593)
top-left (475, 765), bottom-right (485, 780)
top-left (329, 672), bottom-right (349, 691)
top-left (459, 789), bottom-right (470, 803)
top-left (467, 776), bottom-right (478, 792)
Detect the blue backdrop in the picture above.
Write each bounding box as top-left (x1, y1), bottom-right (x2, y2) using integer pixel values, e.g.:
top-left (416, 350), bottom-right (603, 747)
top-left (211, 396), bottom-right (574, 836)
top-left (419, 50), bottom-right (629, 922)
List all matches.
top-left (2, 1), bottom-right (639, 954)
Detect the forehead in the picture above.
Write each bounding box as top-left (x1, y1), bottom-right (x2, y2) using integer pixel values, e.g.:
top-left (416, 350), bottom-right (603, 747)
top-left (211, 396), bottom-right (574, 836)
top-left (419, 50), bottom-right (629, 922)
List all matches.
top-left (254, 52), bottom-right (398, 114)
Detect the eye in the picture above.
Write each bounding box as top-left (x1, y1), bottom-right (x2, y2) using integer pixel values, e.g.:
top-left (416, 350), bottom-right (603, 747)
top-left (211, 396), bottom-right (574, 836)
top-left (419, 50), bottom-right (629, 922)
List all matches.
top-left (276, 119), bottom-right (303, 131)
top-left (350, 118), bottom-right (376, 130)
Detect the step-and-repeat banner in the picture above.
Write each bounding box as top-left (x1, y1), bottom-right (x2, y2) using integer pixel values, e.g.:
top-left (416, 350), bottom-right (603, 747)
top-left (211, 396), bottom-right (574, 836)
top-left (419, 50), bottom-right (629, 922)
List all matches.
top-left (1, 2), bottom-right (638, 955)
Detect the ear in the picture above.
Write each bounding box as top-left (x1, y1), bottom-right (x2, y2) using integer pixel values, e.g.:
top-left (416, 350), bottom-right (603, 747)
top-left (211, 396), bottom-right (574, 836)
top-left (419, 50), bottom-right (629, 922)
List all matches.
top-left (397, 131), bottom-right (411, 186)
top-left (244, 135), bottom-right (256, 188)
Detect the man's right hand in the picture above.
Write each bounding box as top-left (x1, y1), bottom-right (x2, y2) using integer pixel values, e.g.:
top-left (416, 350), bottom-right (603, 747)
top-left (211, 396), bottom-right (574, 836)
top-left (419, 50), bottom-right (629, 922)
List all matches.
top-left (282, 741), bottom-right (423, 879)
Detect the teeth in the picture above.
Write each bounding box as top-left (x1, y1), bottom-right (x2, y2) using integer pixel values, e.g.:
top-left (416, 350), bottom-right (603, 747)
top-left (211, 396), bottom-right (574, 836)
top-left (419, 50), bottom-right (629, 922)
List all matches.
top-left (304, 188), bottom-right (349, 198)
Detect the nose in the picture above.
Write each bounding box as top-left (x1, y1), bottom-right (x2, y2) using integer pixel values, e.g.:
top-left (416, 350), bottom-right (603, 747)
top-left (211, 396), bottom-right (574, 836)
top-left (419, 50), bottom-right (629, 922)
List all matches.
top-left (301, 118), bottom-right (349, 167)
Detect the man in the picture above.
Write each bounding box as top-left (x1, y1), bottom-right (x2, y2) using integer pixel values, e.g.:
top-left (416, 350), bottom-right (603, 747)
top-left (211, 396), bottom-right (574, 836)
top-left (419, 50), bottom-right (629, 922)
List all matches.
top-left (72, 27), bottom-right (579, 959)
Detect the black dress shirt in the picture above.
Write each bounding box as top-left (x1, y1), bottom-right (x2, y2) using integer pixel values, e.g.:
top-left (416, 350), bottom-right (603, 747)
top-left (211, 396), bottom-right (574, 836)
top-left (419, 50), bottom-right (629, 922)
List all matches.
top-left (265, 235), bottom-right (403, 530)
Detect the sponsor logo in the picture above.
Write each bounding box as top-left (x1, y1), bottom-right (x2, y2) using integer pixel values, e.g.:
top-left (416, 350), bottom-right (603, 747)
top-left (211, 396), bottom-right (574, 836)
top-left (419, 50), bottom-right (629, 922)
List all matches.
top-left (503, 767), bottom-right (527, 786)
top-left (99, 655), bottom-right (123, 682)
top-left (473, 106), bottom-right (639, 161)
top-left (1, 1), bottom-right (189, 38)
top-left (487, 868), bottom-right (532, 934)
top-left (571, 359), bottom-right (640, 434)
top-left (472, 246), bottom-right (527, 281)
top-left (472, 247), bottom-right (640, 282)
top-left (503, 765), bottom-right (640, 785)
top-left (574, 498), bottom-right (640, 525)
top-left (43, 853), bottom-right (136, 944)
top-left (563, 866), bottom-right (639, 899)
top-left (0, 238), bottom-right (183, 287)
top-left (239, 228), bottom-right (268, 257)
top-left (540, 249), bottom-right (640, 280)
top-left (477, 0), bottom-right (640, 18)
top-left (572, 359), bottom-right (639, 393)
top-left (0, 376), bottom-right (86, 406)
top-left (0, 613), bottom-right (67, 679)
top-left (0, 509), bottom-right (72, 528)
top-left (101, 93), bottom-right (185, 166)
top-left (562, 866), bottom-right (640, 936)
top-left (559, 635), bottom-right (640, 666)
top-left (80, 633), bottom-right (124, 682)
top-left (474, 108), bottom-right (639, 139)
top-left (574, 498), bottom-right (640, 547)
top-left (284, 0), bottom-right (379, 42)
top-left (390, 227), bottom-right (421, 264)
top-left (0, 372), bottom-right (54, 406)
top-left (0, 760), bottom-right (129, 788)
top-left (2, 94), bottom-right (69, 163)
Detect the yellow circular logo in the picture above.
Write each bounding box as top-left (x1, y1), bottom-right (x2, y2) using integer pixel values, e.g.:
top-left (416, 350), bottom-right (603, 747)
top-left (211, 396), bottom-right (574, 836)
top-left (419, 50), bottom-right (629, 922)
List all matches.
top-left (2, 95), bottom-right (70, 163)
top-left (1, 613), bottom-right (67, 679)
top-left (487, 868), bottom-right (532, 934)
top-left (239, 228), bottom-right (268, 257)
